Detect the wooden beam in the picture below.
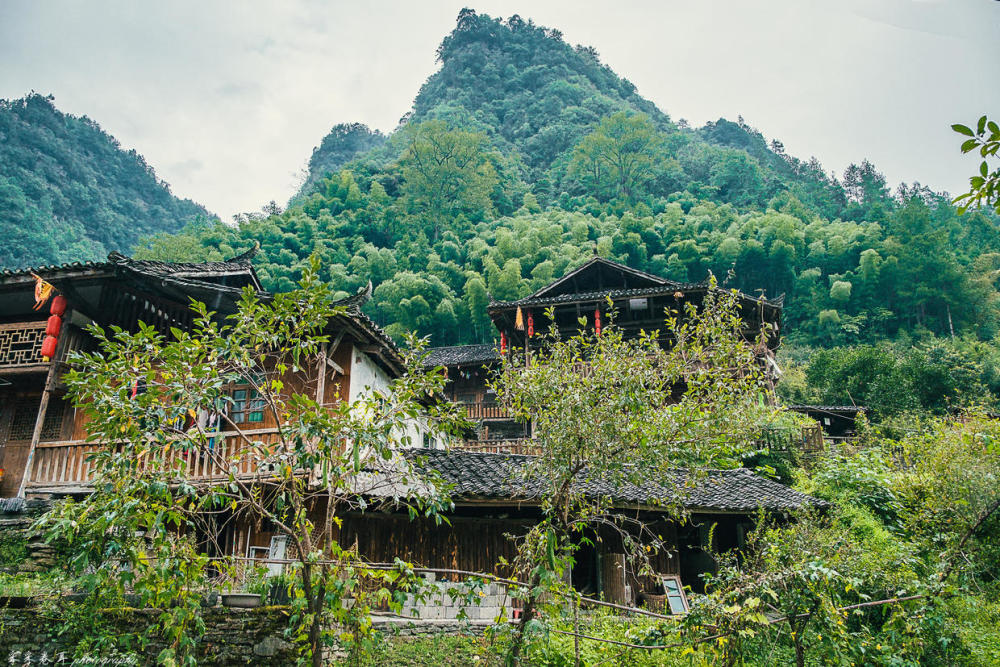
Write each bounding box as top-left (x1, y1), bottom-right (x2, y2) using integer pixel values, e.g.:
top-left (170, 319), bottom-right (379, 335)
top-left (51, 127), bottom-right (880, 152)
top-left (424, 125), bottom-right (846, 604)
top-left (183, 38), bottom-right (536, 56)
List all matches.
top-left (328, 331), bottom-right (345, 355)
top-left (316, 342), bottom-right (328, 405)
top-left (325, 355), bottom-right (345, 376)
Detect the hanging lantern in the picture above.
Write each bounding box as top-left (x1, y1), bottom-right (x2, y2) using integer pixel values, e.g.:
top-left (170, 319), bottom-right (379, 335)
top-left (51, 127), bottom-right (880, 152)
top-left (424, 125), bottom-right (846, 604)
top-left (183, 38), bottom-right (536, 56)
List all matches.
top-left (527, 312), bottom-right (534, 337)
top-left (40, 335), bottom-right (58, 360)
top-left (50, 295), bottom-right (67, 316)
top-left (500, 331), bottom-right (507, 354)
top-left (595, 308), bottom-right (602, 336)
top-left (45, 314), bottom-right (62, 337)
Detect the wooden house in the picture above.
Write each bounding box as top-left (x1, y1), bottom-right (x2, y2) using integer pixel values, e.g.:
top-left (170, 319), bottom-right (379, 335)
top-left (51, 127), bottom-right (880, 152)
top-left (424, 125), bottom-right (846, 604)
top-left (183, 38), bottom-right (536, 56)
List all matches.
top-left (0, 251), bottom-right (821, 608)
top-left (0, 249), bottom-right (407, 504)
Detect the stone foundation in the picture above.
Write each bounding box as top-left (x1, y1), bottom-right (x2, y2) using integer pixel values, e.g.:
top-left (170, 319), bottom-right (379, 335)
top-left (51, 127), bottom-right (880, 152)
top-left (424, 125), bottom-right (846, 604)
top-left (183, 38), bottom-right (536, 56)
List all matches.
top-left (0, 607), bottom-right (296, 665)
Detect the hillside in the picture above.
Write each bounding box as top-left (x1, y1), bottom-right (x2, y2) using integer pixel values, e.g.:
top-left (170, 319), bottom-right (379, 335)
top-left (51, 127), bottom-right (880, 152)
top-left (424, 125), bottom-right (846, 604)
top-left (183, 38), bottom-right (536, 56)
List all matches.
top-left (135, 10), bottom-right (1000, 413)
top-left (0, 93), bottom-right (209, 269)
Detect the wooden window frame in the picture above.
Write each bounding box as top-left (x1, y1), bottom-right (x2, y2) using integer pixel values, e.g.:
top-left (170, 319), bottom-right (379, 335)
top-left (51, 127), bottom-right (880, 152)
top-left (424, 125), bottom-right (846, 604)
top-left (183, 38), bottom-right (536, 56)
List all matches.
top-left (662, 575), bottom-right (689, 614)
top-left (228, 384), bottom-right (266, 425)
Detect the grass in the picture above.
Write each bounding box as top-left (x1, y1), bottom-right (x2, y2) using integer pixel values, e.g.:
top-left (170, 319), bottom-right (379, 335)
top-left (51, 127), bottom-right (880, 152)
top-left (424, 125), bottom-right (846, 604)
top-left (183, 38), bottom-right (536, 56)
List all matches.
top-left (362, 633), bottom-right (501, 666)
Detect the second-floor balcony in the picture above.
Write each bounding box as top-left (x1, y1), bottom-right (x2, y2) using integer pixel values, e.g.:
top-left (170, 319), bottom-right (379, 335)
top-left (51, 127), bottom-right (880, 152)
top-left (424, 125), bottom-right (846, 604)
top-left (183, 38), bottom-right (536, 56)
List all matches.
top-left (451, 438), bottom-right (540, 455)
top-left (25, 427), bottom-right (286, 491)
top-left (461, 402), bottom-right (512, 421)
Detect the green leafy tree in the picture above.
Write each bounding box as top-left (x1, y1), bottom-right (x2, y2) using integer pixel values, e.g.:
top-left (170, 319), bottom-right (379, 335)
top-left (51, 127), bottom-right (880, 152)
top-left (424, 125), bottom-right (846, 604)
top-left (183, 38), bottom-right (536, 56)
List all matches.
top-left (952, 115), bottom-right (1000, 214)
top-left (399, 120), bottom-right (498, 240)
top-left (492, 286), bottom-right (775, 661)
top-left (568, 112), bottom-right (663, 202)
top-left (39, 260), bottom-right (464, 665)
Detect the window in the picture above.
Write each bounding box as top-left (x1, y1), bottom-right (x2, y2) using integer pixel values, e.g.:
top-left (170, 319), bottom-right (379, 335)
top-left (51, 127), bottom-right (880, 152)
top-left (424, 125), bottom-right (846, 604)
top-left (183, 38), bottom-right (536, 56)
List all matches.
top-left (230, 386), bottom-right (265, 424)
top-left (662, 576), bottom-right (689, 614)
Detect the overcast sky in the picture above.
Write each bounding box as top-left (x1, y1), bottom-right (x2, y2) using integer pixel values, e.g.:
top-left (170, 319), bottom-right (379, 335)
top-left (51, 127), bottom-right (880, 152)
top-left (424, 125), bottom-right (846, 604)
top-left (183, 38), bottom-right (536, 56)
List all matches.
top-left (1, 0), bottom-right (997, 221)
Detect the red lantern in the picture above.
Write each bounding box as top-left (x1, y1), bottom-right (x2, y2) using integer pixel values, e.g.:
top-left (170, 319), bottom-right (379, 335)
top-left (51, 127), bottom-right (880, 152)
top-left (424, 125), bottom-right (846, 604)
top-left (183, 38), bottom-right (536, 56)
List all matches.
top-left (40, 335), bottom-right (58, 360)
top-left (595, 308), bottom-right (602, 336)
top-left (45, 314), bottom-right (62, 337)
top-left (527, 312), bottom-right (534, 337)
top-left (500, 332), bottom-right (507, 354)
top-left (50, 295), bottom-right (67, 316)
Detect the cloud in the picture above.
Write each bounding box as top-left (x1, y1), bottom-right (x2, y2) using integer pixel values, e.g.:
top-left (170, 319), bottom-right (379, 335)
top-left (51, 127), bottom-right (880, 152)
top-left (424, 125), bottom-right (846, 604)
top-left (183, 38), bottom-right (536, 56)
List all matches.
top-left (0, 0), bottom-right (997, 221)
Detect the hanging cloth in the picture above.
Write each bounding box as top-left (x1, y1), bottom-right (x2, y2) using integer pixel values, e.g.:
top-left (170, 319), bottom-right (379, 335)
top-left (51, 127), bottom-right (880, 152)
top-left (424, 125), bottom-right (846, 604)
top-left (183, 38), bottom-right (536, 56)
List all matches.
top-left (31, 274), bottom-right (54, 311)
top-left (514, 307), bottom-right (524, 331)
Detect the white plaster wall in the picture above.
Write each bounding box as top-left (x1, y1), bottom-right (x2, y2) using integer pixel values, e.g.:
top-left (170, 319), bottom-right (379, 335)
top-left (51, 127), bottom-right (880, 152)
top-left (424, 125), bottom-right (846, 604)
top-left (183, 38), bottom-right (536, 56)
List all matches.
top-left (348, 344), bottom-right (443, 450)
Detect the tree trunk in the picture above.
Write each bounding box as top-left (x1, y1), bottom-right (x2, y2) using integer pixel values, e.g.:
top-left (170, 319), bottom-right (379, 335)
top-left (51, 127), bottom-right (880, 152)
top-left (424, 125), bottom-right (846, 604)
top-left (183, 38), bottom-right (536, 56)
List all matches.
top-left (511, 568), bottom-right (541, 664)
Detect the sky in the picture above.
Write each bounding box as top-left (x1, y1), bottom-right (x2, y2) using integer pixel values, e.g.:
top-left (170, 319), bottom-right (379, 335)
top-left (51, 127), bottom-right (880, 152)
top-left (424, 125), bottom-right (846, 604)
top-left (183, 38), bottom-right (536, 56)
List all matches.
top-left (1, 0), bottom-right (997, 221)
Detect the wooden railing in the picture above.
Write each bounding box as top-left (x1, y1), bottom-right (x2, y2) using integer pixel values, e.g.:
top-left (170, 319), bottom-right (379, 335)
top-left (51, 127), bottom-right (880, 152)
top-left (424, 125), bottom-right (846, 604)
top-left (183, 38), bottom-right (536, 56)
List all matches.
top-left (452, 439), bottom-right (540, 455)
top-left (462, 402), bottom-right (512, 420)
top-left (27, 428), bottom-right (286, 489)
top-left (756, 425), bottom-right (827, 453)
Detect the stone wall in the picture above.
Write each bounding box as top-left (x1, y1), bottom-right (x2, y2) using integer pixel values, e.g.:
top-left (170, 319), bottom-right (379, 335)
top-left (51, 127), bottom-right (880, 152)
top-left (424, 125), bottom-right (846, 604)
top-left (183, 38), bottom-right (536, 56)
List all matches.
top-left (0, 607), bottom-right (297, 665)
top-left (0, 499), bottom-right (54, 575)
top-left (399, 574), bottom-right (514, 622)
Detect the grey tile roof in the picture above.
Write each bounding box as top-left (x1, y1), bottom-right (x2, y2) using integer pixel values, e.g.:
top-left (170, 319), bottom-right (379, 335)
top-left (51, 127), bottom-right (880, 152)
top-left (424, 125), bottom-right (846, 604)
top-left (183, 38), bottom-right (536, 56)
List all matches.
top-left (423, 344), bottom-right (500, 368)
top-left (489, 284), bottom-right (784, 311)
top-left (108, 247), bottom-right (259, 282)
top-left (406, 449), bottom-right (826, 513)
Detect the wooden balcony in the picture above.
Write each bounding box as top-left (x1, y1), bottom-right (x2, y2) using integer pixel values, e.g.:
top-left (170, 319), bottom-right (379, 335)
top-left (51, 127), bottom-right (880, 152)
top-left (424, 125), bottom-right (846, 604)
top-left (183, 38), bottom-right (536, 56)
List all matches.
top-left (756, 425), bottom-right (827, 453)
top-left (451, 439), bottom-right (540, 455)
top-left (0, 321), bottom-right (87, 374)
top-left (25, 427), bottom-right (285, 491)
top-left (462, 402), bottom-right (512, 420)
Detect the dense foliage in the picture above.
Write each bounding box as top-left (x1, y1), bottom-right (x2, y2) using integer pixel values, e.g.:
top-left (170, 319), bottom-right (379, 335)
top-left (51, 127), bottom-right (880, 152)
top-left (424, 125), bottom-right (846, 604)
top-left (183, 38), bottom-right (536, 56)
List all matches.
top-left (6, 10), bottom-right (1000, 413)
top-left (133, 13), bottom-right (999, 368)
top-left (0, 93), bottom-right (208, 268)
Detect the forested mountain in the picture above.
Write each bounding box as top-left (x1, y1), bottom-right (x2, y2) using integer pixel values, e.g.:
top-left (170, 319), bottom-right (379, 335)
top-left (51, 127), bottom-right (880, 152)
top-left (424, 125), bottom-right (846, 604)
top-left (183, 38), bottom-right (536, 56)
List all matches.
top-left (0, 93), bottom-right (209, 268)
top-left (133, 10), bottom-right (1000, 413)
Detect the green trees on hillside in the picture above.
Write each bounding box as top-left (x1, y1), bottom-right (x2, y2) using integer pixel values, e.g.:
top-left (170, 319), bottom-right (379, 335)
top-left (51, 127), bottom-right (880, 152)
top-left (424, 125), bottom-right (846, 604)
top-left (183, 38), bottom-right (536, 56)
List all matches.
top-left (399, 121), bottom-right (498, 240)
top-left (0, 94), bottom-right (208, 268)
top-left (3, 9), bottom-right (993, 414)
top-left (568, 112), bottom-right (662, 201)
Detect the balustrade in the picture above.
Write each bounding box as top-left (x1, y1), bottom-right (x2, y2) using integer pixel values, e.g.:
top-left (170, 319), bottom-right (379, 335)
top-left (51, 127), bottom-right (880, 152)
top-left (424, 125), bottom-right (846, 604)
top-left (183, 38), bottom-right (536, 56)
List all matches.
top-left (26, 427), bottom-right (288, 488)
top-left (462, 402), bottom-right (511, 420)
top-left (452, 439), bottom-right (540, 455)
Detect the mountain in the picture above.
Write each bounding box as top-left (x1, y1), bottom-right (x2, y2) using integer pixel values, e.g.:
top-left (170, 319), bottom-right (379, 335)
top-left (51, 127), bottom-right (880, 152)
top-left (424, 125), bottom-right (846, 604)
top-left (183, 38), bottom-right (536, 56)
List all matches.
top-left (134, 9), bottom-right (1000, 413)
top-left (0, 93), bottom-right (210, 269)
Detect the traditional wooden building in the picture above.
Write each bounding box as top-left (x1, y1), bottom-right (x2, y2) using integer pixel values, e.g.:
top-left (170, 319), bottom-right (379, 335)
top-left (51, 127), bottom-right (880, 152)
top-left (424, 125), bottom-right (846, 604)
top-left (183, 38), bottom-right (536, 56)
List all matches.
top-left (425, 256), bottom-right (784, 452)
top-left (0, 251), bottom-right (821, 609)
top-left (0, 249), bottom-right (406, 505)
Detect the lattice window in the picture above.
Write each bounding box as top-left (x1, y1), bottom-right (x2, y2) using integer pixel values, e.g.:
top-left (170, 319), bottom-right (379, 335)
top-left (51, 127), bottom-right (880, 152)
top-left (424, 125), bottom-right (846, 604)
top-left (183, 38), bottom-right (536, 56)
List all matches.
top-left (0, 323), bottom-right (46, 367)
top-left (7, 396), bottom-right (66, 442)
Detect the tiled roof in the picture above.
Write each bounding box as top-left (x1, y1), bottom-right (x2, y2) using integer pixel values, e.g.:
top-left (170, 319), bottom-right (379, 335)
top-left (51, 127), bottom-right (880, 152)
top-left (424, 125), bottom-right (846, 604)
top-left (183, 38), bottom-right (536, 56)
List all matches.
top-left (108, 247), bottom-right (258, 280)
top-left (489, 284), bottom-right (784, 311)
top-left (423, 344), bottom-right (500, 368)
top-left (406, 449), bottom-right (825, 513)
top-left (0, 260), bottom-right (110, 283)
top-left (787, 405), bottom-right (865, 413)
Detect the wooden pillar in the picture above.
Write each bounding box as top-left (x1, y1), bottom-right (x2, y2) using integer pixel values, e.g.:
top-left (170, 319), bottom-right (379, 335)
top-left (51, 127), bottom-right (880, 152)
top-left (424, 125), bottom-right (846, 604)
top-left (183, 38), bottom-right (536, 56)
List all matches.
top-left (600, 552), bottom-right (628, 605)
